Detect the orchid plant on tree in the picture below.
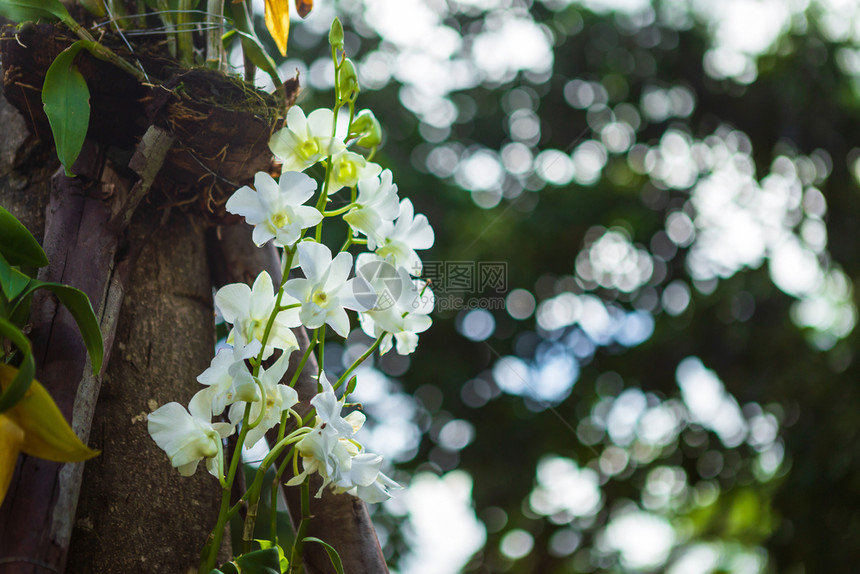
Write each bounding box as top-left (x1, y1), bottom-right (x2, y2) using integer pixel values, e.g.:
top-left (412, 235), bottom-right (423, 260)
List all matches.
top-left (147, 18), bottom-right (435, 573)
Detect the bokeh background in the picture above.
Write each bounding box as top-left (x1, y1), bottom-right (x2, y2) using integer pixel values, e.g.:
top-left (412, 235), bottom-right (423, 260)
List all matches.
top-left (246, 0), bottom-right (860, 572)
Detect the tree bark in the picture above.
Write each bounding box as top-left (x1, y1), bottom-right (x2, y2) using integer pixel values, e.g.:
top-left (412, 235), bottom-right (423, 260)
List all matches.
top-left (67, 205), bottom-right (225, 572)
top-left (0, 90), bottom-right (224, 571)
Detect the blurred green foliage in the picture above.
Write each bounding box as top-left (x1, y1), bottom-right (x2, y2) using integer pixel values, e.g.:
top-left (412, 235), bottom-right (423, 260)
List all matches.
top-left (275, 0), bottom-right (860, 571)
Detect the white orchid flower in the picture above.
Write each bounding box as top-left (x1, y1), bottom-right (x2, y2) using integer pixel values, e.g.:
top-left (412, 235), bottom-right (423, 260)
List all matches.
top-left (228, 351), bottom-right (299, 449)
top-left (192, 345), bottom-right (259, 417)
top-left (355, 253), bottom-right (434, 355)
top-left (284, 242), bottom-right (376, 337)
top-left (343, 169), bottom-right (400, 245)
top-left (226, 171), bottom-right (323, 248)
top-left (269, 107), bottom-right (345, 172)
top-left (310, 372), bottom-right (360, 438)
top-left (373, 199), bottom-right (434, 275)
top-left (327, 151), bottom-right (382, 194)
top-left (347, 454), bottom-right (402, 503)
top-left (147, 400), bottom-right (233, 478)
top-left (215, 271), bottom-right (300, 360)
top-left (286, 424), bottom-right (354, 495)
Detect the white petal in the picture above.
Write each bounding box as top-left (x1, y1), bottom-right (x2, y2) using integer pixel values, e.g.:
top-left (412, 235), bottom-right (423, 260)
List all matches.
top-left (325, 251), bottom-right (354, 292)
top-left (253, 172), bottom-right (280, 211)
top-left (215, 283), bottom-right (251, 323)
top-left (350, 453), bottom-right (383, 486)
top-left (326, 306), bottom-right (351, 338)
top-left (226, 187), bottom-right (265, 223)
top-left (406, 214), bottom-right (435, 249)
top-left (250, 271), bottom-right (276, 319)
top-left (293, 205), bottom-right (324, 229)
top-left (306, 108), bottom-right (333, 136)
top-left (280, 170), bottom-right (318, 205)
top-left (339, 276), bottom-right (377, 312)
top-left (297, 242), bottom-right (333, 283)
top-left (270, 129), bottom-right (303, 164)
top-left (394, 331), bottom-right (420, 355)
top-left (284, 278), bottom-right (313, 304)
top-left (276, 387), bottom-right (296, 413)
top-left (177, 460), bottom-right (201, 477)
top-left (188, 389), bottom-right (213, 420)
top-left (252, 225), bottom-right (276, 247)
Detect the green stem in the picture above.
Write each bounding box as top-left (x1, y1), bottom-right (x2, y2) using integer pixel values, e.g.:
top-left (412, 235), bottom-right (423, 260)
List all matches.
top-left (322, 203), bottom-right (355, 217)
top-left (176, 0), bottom-right (194, 66)
top-left (202, 403), bottom-right (253, 572)
top-left (317, 326), bottom-right (326, 377)
top-left (334, 332), bottom-right (385, 391)
top-left (287, 335), bottom-right (318, 388)
top-left (206, 0), bottom-right (225, 68)
top-left (288, 482), bottom-right (312, 573)
top-left (155, 0), bottom-right (177, 58)
top-left (236, 429), bottom-right (309, 556)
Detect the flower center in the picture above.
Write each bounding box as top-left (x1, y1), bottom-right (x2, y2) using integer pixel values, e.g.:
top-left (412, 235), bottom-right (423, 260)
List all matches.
top-left (269, 211), bottom-right (289, 230)
top-left (299, 139), bottom-right (320, 160)
top-left (246, 319), bottom-right (267, 342)
top-left (312, 291), bottom-right (329, 307)
top-left (337, 160), bottom-right (357, 182)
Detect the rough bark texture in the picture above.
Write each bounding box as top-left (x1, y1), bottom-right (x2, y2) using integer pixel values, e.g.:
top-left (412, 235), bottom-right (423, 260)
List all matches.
top-left (67, 206), bottom-right (223, 573)
top-left (0, 145), bottom-right (127, 574)
top-left (209, 224), bottom-right (390, 574)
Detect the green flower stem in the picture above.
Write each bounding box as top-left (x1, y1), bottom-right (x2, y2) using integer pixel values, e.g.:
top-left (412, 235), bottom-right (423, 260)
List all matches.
top-left (317, 326), bottom-right (326, 377)
top-left (205, 0), bottom-right (224, 68)
top-left (242, 498), bottom-right (259, 554)
top-left (314, 46), bottom-right (346, 243)
top-left (247, 376), bottom-right (268, 429)
top-left (281, 246), bottom-right (296, 287)
top-left (287, 333), bottom-right (318, 388)
top-left (323, 203), bottom-right (355, 217)
top-left (65, 33), bottom-right (150, 85)
top-left (155, 0), bottom-right (177, 58)
top-left (176, 0), bottom-right (194, 66)
top-left (288, 481), bottom-right (312, 573)
top-left (203, 403), bottom-right (253, 572)
top-left (333, 332), bottom-right (385, 391)
top-left (236, 429), bottom-right (309, 550)
top-left (270, 444), bottom-right (296, 545)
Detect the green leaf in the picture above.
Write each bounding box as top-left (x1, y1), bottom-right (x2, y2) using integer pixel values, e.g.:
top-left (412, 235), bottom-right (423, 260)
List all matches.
top-left (225, 4), bottom-right (281, 86)
top-left (0, 252), bottom-right (32, 302)
top-left (254, 540), bottom-right (288, 572)
top-left (17, 282), bottom-right (103, 375)
top-left (42, 41), bottom-right (91, 177)
top-left (0, 205), bottom-right (48, 268)
top-left (0, 0), bottom-right (71, 23)
top-left (235, 548), bottom-right (281, 573)
top-left (302, 538), bottom-right (344, 574)
top-left (0, 318), bottom-right (35, 413)
top-left (213, 548), bottom-right (281, 574)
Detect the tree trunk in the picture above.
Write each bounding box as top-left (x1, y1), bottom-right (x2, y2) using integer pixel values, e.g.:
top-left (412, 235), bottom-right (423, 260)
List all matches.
top-left (0, 86), bottom-right (225, 571)
top-left (67, 205), bottom-right (225, 572)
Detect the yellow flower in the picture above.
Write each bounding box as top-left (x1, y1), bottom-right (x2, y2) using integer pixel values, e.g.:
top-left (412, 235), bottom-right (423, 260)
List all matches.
top-left (0, 363), bottom-right (99, 505)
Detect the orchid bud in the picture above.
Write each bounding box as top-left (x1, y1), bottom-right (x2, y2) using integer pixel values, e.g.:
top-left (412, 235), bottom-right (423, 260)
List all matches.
top-left (349, 109), bottom-right (382, 148)
top-left (337, 58), bottom-right (360, 103)
top-left (329, 17), bottom-right (344, 51)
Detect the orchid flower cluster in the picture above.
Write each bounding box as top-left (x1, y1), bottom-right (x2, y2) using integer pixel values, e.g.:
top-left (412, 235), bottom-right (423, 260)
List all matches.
top-left (146, 18), bottom-right (434, 570)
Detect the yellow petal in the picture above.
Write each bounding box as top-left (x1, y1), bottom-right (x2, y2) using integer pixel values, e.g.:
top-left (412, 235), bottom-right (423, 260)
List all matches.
top-left (0, 414), bottom-right (25, 506)
top-left (265, 0), bottom-right (290, 57)
top-left (0, 363), bottom-right (99, 463)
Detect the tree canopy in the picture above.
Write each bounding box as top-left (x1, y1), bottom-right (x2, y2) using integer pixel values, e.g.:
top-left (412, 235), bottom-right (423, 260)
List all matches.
top-left (275, 0), bottom-right (860, 572)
